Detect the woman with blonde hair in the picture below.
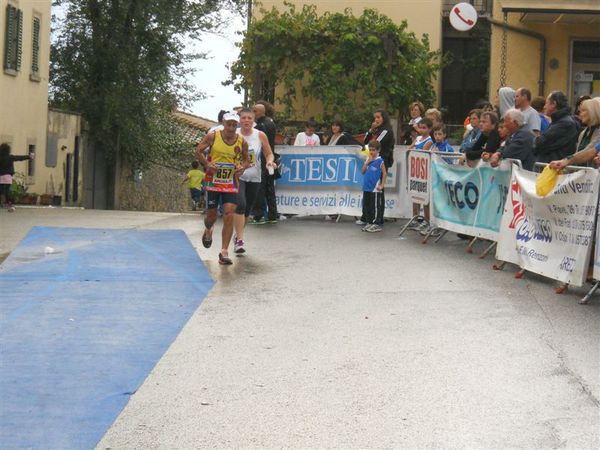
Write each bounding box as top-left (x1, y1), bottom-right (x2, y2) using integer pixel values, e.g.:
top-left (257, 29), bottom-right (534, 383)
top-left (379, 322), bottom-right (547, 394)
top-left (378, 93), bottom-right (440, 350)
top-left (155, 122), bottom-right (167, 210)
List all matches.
top-left (549, 97), bottom-right (600, 169)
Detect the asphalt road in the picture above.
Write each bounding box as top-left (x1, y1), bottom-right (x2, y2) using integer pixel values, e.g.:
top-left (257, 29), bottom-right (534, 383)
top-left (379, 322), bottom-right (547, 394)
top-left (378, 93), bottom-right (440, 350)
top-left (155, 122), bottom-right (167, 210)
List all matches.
top-left (1, 208), bottom-right (599, 448)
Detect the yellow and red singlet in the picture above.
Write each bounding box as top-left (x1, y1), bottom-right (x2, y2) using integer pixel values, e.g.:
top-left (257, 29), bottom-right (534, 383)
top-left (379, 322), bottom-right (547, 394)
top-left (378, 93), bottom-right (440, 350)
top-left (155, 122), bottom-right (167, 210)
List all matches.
top-left (204, 130), bottom-right (244, 193)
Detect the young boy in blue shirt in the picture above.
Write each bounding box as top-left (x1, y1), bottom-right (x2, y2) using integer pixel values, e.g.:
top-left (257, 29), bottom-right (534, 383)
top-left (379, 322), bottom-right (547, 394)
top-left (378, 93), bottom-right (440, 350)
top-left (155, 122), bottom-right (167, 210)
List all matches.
top-left (359, 140), bottom-right (387, 233)
top-left (432, 124), bottom-right (455, 164)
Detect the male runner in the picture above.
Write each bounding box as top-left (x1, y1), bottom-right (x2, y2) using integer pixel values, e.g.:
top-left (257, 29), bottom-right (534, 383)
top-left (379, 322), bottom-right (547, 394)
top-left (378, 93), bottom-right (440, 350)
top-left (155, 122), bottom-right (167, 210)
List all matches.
top-left (195, 112), bottom-right (250, 265)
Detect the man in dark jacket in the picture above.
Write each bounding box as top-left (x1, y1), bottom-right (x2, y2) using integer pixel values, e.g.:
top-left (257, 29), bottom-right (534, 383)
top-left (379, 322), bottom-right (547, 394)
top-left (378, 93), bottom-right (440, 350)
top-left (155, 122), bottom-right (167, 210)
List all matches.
top-left (251, 101), bottom-right (279, 224)
top-left (533, 91), bottom-right (580, 163)
top-left (489, 109), bottom-right (535, 170)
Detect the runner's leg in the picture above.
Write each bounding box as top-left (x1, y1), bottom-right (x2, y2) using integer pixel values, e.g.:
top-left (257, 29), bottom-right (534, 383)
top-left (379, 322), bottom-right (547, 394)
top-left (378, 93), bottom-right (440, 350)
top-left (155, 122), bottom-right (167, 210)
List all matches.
top-left (221, 202), bottom-right (237, 257)
top-left (234, 181), bottom-right (248, 242)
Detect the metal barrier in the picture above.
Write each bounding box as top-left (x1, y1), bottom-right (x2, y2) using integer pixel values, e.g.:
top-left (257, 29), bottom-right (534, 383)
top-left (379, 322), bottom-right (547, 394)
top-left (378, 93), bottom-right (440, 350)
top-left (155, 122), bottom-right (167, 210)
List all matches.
top-left (399, 150), bottom-right (463, 244)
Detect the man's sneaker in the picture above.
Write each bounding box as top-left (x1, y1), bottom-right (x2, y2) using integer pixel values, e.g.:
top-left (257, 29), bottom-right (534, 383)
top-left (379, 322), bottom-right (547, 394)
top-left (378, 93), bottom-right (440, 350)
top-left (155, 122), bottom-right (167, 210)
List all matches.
top-left (234, 238), bottom-right (246, 254)
top-left (249, 217), bottom-right (267, 225)
top-left (202, 229), bottom-right (213, 248)
top-left (361, 224), bottom-right (371, 232)
top-left (355, 219), bottom-right (366, 225)
top-left (266, 218), bottom-right (278, 224)
top-left (367, 224), bottom-right (382, 232)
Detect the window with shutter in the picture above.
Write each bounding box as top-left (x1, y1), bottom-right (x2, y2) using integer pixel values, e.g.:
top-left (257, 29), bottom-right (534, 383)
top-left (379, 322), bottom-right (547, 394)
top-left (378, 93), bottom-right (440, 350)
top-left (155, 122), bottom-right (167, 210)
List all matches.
top-left (30, 16), bottom-right (40, 80)
top-left (3, 4), bottom-right (23, 75)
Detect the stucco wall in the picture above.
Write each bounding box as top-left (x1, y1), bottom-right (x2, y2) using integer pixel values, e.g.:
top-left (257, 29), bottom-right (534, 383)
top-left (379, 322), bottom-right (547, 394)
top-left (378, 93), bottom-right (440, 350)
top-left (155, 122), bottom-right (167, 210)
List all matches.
top-left (489, 1), bottom-right (600, 103)
top-left (41, 109), bottom-right (85, 205)
top-left (0, 0), bottom-right (51, 182)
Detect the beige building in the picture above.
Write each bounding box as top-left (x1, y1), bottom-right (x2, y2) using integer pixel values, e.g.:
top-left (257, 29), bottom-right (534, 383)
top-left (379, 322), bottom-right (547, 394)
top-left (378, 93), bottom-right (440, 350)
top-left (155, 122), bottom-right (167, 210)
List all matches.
top-left (1, 0), bottom-right (51, 196)
top-left (489, 0), bottom-right (600, 104)
top-left (253, 1), bottom-right (600, 123)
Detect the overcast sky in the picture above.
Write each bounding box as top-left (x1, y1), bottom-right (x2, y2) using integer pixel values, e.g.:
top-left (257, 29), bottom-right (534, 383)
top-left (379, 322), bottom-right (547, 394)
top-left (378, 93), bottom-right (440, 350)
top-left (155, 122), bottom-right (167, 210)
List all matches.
top-left (188, 14), bottom-right (245, 122)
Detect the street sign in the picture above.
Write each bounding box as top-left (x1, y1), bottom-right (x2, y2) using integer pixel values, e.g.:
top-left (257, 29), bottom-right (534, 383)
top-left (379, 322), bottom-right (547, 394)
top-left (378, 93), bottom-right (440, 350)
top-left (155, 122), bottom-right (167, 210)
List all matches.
top-left (449, 2), bottom-right (478, 31)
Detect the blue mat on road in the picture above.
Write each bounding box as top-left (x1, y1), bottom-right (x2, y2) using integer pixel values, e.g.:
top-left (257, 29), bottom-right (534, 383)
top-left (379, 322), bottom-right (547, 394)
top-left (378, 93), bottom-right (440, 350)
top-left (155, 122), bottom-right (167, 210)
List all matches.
top-left (0, 227), bottom-right (213, 449)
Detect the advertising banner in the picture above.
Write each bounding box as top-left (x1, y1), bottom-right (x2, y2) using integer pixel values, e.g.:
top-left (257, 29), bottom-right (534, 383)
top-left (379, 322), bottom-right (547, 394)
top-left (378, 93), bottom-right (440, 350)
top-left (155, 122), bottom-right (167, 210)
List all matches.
top-left (274, 145), bottom-right (411, 218)
top-left (593, 210), bottom-right (600, 281)
top-left (430, 154), bottom-right (512, 240)
top-left (496, 165), bottom-right (599, 287)
top-left (408, 151), bottom-right (430, 205)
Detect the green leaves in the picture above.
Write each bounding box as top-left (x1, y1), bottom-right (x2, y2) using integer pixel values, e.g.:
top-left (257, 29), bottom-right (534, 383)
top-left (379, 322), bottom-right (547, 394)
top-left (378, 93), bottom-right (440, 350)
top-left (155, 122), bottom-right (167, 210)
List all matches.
top-left (50, 0), bottom-right (243, 166)
top-left (228, 5), bottom-right (441, 132)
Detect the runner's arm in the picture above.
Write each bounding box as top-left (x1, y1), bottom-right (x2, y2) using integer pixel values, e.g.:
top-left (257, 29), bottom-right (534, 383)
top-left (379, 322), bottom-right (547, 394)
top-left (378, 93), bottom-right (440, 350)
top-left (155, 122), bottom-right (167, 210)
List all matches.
top-left (195, 133), bottom-right (216, 171)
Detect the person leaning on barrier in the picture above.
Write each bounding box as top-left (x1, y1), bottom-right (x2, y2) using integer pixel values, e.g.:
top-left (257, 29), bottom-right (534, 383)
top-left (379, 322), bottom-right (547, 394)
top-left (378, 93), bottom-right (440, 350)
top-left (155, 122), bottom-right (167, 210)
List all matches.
top-left (549, 99), bottom-right (600, 169)
top-left (461, 111), bottom-right (500, 165)
top-left (487, 109), bottom-right (535, 171)
top-left (533, 91), bottom-right (580, 164)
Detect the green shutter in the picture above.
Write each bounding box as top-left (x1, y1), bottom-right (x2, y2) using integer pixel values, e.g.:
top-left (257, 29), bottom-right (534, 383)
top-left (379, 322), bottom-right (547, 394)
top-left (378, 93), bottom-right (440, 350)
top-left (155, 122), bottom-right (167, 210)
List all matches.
top-left (31, 16), bottom-right (40, 74)
top-left (3, 4), bottom-right (22, 72)
top-left (4, 5), bottom-right (15, 70)
top-left (16, 8), bottom-right (23, 70)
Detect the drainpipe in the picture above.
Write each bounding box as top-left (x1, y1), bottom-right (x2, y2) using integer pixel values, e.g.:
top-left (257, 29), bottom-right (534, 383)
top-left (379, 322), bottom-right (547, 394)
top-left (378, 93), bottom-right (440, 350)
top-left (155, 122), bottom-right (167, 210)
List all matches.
top-left (487, 17), bottom-right (546, 96)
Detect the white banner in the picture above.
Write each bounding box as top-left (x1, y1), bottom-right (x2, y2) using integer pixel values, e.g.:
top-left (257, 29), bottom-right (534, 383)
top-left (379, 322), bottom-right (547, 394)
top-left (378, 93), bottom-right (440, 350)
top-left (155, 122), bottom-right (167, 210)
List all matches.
top-left (274, 145), bottom-right (412, 218)
top-left (496, 165), bottom-right (600, 287)
top-left (408, 151), bottom-right (430, 205)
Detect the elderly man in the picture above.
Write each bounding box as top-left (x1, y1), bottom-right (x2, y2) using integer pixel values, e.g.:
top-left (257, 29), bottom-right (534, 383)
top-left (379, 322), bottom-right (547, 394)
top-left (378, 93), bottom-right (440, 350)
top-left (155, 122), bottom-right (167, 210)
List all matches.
top-left (533, 91), bottom-right (580, 163)
top-left (487, 109), bottom-right (535, 170)
top-left (514, 87), bottom-right (541, 136)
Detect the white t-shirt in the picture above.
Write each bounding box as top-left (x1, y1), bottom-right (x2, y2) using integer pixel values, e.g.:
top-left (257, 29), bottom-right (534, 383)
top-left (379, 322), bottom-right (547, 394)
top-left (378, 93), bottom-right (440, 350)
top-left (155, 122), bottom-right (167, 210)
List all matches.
top-left (521, 106), bottom-right (541, 134)
top-left (294, 132), bottom-right (320, 146)
top-left (239, 128), bottom-right (262, 183)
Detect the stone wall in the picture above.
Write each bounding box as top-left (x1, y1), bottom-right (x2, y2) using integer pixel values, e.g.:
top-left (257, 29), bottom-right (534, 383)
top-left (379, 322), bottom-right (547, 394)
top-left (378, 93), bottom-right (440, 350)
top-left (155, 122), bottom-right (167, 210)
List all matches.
top-left (118, 163), bottom-right (192, 212)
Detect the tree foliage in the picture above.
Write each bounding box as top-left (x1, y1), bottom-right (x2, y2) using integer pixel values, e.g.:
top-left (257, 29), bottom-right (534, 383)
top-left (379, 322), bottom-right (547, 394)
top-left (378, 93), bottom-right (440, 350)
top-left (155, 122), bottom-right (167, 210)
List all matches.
top-left (50, 0), bottom-right (242, 166)
top-left (228, 3), bottom-right (444, 131)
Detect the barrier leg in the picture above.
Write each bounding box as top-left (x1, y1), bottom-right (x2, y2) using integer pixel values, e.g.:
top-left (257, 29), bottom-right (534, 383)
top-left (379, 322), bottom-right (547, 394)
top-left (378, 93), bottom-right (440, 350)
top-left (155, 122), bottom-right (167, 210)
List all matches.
top-left (493, 261), bottom-right (506, 270)
top-left (399, 215), bottom-right (426, 237)
top-left (479, 241), bottom-right (497, 259)
top-left (335, 214), bottom-right (341, 223)
top-left (580, 281), bottom-right (600, 305)
top-left (466, 237), bottom-right (477, 254)
top-left (555, 283), bottom-right (568, 294)
top-left (434, 229), bottom-right (448, 243)
top-left (515, 268), bottom-right (526, 279)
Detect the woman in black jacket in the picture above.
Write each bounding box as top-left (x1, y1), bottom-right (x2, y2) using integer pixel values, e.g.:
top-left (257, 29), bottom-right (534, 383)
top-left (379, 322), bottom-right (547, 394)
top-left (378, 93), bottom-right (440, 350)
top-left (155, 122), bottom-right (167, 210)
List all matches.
top-left (327, 120), bottom-right (358, 146)
top-left (363, 109), bottom-right (395, 170)
top-left (463, 111), bottom-right (501, 165)
top-left (0, 143), bottom-right (33, 210)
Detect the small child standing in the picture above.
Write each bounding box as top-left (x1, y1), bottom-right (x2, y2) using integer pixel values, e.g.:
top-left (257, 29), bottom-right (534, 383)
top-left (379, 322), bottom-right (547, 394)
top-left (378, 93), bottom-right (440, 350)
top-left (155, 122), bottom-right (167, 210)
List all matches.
top-left (432, 124), bottom-right (455, 164)
top-left (409, 118), bottom-right (434, 150)
top-left (182, 160), bottom-right (205, 211)
top-left (359, 141), bottom-right (386, 233)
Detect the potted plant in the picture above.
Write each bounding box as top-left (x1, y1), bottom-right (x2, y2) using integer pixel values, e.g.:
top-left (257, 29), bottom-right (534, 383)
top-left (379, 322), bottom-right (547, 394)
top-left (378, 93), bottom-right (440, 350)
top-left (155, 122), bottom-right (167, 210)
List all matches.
top-left (39, 194), bottom-right (53, 206)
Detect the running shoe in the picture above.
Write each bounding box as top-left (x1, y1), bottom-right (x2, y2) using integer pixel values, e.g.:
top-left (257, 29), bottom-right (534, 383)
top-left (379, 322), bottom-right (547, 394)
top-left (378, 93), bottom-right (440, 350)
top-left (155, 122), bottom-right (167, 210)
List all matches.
top-left (202, 229), bottom-right (213, 248)
top-left (355, 219), bottom-right (366, 225)
top-left (266, 218), bottom-right (278, 224)
top-left (234, 239), bottom-right (246, 254)
top-left (249, 217), bottom-right (267, 225)
top-left (367, 224), bottom-right (382, 232)
top-left (218, 253), bottom-right (233, 265)
top-left (361, 224), bottom-right (371, 232)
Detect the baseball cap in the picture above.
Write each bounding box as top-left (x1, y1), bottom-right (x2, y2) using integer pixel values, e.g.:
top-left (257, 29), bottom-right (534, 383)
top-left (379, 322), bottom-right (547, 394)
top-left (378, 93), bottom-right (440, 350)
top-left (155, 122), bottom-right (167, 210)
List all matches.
top-left (222, 112), bottom-right (240, 123)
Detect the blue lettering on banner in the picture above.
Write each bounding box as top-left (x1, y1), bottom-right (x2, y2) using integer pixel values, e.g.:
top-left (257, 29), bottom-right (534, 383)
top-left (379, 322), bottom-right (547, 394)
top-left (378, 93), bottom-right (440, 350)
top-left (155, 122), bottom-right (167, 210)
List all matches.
top-left (432, 159), bottom-right (511, 232)
top-left (278, 154), bottom-right (362, 187)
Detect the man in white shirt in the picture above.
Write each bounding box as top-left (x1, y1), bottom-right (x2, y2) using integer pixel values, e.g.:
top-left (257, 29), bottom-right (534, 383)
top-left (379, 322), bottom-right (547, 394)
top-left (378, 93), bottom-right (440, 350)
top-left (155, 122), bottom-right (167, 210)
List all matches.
top-left (515, 87), bottom-right (541, 136)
